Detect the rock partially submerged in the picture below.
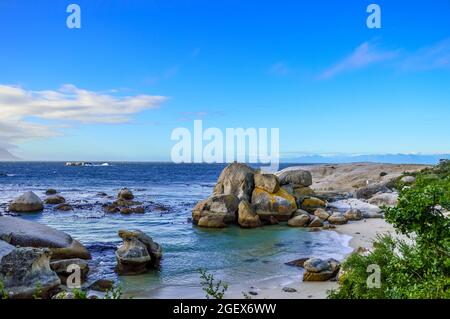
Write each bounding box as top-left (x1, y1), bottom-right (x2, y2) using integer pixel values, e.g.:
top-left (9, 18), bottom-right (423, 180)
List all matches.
top-left (0, 216), bottom-right (91, 260)
top-left (9, 191), bottom-right (44, 213)
top-left (237, 200), bottom-right (262, 228)
top-left (44, 195), bottom-right (66, 205)
top-left (0, 247), bottom-right (60, 298)
top-left (115, 229), bottom-right (162, 275)
top-left (50, 258), bottom-right (89, 285)
top-left (193, 194), bottom-right (239, 226)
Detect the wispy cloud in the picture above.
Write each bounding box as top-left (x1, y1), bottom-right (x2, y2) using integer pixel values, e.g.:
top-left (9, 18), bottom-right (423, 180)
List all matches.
top-left (318, 41), bottom-right (398, 79)
top-left (0, 84), bottom-right (167, 145)
top-left (269, 61), bottom-right (293, 76)
top-left (401, 38), bottom-right (450, 71)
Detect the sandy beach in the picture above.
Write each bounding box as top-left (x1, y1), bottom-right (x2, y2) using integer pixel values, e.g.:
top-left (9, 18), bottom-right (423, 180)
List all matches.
top-left (227, 218), bottom-right (396, 299)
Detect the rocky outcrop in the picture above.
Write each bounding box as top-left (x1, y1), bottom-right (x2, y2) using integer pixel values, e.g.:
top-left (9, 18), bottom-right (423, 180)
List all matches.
top-left (252, 187), bottom-right (297, 221)
top-left (9, 191), bottom-right (44, 213)
top-left (213, 163), bottom-right (255, 201)
top-left (0, 216), bottom-right (91, 260)
top-left (192, 194), bottom-right (239, 226)
top-left (115, 230), bottom-right (162, 275)
top-left (237, 200), bottom-right (261, 228)
top-left (0, 247), bottom-right (60, 298)
top-left (103, 189), bottom-right (144, 214)
top-left (254, 173), bottom-right (280, 193)
top-left (118, 188), bottom-right (134, 200)
top-left (302, 257), bottom-right (340, 282)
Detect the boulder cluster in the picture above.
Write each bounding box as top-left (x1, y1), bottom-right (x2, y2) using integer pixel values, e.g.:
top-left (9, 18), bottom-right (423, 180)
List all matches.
top-left (192, 163), bottom-right (364, 229)
top-left (0, 216), bottom-right (91, 298)
top-left (0, 214), bottom-right (161, 298)
top-left (103, 188), bottom-right (145, 214)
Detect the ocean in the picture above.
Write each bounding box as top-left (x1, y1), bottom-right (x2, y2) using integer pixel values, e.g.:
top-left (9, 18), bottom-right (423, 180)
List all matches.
top-left (0, 162), bottom-right (352, 298)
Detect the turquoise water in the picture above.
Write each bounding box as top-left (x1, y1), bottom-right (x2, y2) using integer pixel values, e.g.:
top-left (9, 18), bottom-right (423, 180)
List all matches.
top-left (0, 162), bottom-right (352, 297)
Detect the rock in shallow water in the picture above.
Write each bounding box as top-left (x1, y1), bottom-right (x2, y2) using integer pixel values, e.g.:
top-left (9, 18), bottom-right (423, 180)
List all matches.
top-left (0, 216), bottom-right (91, 260)
top-left (0, 247), bottom-right (60, 298)
top-left (238, 200), bottom-right (262, 228)
top-left (44, 195), bottom-right (66, 205)
top-left (9, 191), bottom-right (44, 213)
top-left (115, 229), bottom-right (162, 275)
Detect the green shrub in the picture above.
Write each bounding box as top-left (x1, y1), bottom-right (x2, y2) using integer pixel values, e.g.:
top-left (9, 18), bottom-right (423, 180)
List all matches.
top-left (329, 161), bottom-right (450, 299)
top-left (198, 268), bottom-right (228, 299)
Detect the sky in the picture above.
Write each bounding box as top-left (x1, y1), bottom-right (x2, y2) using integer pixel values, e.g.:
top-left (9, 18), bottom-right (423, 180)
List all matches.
top-left (0, 0), bottom-right (450, 161)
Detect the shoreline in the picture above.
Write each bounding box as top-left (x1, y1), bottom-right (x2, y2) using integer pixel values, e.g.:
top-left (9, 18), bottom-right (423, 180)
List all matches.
top-left (227, 218), bottom-right (395, 299)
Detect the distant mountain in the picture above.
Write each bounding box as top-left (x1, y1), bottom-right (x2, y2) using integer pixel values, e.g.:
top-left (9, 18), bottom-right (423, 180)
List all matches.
top-left (0, 148), bottom-right (20, 161)
top-left (282, 153), bottom-right (450, 165)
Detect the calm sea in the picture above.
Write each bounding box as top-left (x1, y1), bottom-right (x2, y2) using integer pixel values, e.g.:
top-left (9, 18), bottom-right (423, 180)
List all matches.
top-left (0, 162), bottom-right (351, 298)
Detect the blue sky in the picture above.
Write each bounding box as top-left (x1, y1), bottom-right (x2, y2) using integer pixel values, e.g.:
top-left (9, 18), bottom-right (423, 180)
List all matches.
top-left (0, 0), bottom-right (449, 161)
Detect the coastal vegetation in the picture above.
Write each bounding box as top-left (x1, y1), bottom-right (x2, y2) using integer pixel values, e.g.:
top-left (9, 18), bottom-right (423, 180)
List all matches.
top-left (329, 160), bottom-right (450, 299)
top-left (198, 268), bottom-right (228, 299)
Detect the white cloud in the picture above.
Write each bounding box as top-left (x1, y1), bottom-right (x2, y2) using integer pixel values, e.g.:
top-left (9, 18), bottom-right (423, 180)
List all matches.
top-left (318, 42), bottom-right (398, 79)
top-left (0, 84), bottom-right (167, 145)
top-left (401, 38), bottom-right (450, 71)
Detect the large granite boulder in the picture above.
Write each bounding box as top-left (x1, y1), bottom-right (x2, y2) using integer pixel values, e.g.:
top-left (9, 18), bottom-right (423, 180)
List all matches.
top-left (115, 230), bottom-right (162, 275)
top-left (254, 173), bottom-right (280, 193)
top-left (276, 169), bottom-right (312, 187)
top-left (251, 187), bottom-right (297, 221)
top-left (237, 200), bottom-right (261, 228)
top-left (287, 213), bottom-right (310, 227)
top-left (197, 216), bottom-right (227, 228)
top-left (192, 194), bottom-right (239, 226)
top-left (212, 163), bottom-right (255, 201)
top-left (0, 247), bottom-right (60, 298)
top-left (0, 216), bottom-right (91, 260)
top-left (9, 191), bottom-right (44, 213)
top-left (303, 258), bottom-right (340, 282)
